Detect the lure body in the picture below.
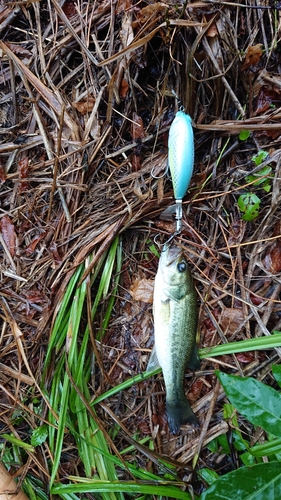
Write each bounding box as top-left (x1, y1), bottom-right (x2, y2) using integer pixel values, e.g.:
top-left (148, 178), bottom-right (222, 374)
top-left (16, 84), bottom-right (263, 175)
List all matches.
top-left (168, 111), bottom-right (194, 200)
top-left (168, 111), bottom-right (194, 232)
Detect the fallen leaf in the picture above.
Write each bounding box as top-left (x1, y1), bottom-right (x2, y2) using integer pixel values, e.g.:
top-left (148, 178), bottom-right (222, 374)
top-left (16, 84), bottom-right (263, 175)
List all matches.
top-left (120, 10), bottom-right (134, 50)
top-left (254, 87), bottom-right (281, 115)
top-left (4, 42), bottom-right (32, 58)
top-left (18, 156), bottom-right (29, 192)
top-left (131, 113), bottom-right (145, 171)
top-left (73, 96), bottom-right (96, 114)
top-left (131, 113), bottom-right (145, 140)
top-left (188, 378), bottom-right (204, 403)
top-left (228, 219), bottom-right (245, 245)
top-left (132, 3), bottom-right (166, 28)
top-left (138, 421), bottom-right (151, 435)
top-left (0, 161), bottom-right (6, 183)
top-left (62, 0), bottom-right (77, 19)
top-left (116, 0), bottom-right (131, 15)
top-left (219, 308), bottom-right (244, 335)
top-left (130, 278), bottom-right (154, 303)
top-left (241, 43), bottom-right (263, 70)
top-left (25, 233), bottom-right (46, 255)
top-left (264, 243), bottom-right (281, 273)
top-left (25, 288), bottom-right (48, 306)
top-left (236, 351), bottom-right (255, 363)
top-left (206, 19), bottom-right (218, 37)
top-left (250, 294), bottom-right (264, 306)
top-left (0, 215), bottom-right (16, 257)
top-left (49, 241), bottom-right (62, 265)
top-left (131, 153), bottom-right (142, 172)
top-left (119, 78), bottom-right (129, 99)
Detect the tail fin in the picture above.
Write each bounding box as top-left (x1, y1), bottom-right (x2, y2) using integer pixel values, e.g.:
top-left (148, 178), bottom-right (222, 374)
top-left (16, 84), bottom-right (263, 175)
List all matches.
top-left (166, 399), bottom-right (199, 434)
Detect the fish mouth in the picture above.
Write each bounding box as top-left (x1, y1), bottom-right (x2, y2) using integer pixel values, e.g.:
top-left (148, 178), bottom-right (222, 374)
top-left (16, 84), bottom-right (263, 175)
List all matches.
top-left (162, 243), bottom-right (184, 266)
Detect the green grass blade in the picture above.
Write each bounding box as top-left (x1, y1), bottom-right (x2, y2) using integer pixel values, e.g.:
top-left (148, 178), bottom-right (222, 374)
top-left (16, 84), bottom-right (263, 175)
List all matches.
top-left (200, 333), bottom-right (281, 358)
top-left (91, 334), bottom-right (281, 408)
top-left (52, 480), bottom-right (192, 499)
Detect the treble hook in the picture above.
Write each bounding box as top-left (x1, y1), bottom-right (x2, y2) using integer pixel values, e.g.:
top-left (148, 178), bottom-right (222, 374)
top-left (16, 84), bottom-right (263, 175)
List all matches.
top-left (151, 163), bottom-right (169, 179)
top-left (153, 230), bottom-right (180, 250)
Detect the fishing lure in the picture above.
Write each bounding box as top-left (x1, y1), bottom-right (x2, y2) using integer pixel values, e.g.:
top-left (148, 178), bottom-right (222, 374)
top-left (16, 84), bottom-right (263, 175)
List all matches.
top-left (168, 109), bottom-right (194, 232)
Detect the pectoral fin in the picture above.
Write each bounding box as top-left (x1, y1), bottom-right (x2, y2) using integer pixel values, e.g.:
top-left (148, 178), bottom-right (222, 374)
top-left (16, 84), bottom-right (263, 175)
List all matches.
top-left (146, 345), bottom-right (161, 373)
top-left (187, 343), bottom-right (200, 371)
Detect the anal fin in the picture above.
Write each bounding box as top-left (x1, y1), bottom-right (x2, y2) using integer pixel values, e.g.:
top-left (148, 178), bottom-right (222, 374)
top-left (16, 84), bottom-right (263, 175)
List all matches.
top-left (146, 345), bottom-right (160, 373)
top-left (187, 343), bottom-right (200, 371)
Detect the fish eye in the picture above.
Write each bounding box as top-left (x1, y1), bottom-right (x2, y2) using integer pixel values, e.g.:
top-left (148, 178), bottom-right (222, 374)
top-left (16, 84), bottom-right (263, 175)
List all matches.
top-left (177, 261), bottom-right (186, 273)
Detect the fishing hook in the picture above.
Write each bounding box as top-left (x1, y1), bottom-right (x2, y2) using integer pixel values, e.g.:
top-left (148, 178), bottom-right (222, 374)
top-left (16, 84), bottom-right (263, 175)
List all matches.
top-left (151, 163), bottom-right (169, 179)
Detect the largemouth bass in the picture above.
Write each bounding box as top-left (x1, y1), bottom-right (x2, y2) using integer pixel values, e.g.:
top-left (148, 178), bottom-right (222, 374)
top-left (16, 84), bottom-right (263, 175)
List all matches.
top-left (147, 243), bottom-right (200, 434)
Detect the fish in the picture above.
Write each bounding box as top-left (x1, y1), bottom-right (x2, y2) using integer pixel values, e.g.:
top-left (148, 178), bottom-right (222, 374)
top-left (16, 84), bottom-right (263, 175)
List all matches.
top-left (147, 243), bottom-right (200, 434)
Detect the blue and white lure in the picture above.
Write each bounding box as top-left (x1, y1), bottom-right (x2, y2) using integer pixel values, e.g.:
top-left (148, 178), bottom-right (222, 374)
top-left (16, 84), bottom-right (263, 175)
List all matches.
top-left (168, 108), bottom-right (194, 233)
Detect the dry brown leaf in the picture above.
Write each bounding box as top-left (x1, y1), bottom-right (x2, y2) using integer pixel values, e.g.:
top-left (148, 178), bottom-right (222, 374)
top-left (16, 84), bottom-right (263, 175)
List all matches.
top-left (0, 462), bottom-right (29, 500)
top-left (119, 78), bottom-right (129, 99)
top-left (206, 20), bottom-right (218, 37)
top-left (116, 0), bottom-right (131, 15)
top-left (219, 308), bottom-right (244, 335)
top-left (73, 96), bottom-right (96, 114)
top-left (130, 278), bottom-right (154, 303)
top-left (4, 41), bottom-right (32, 58)
top-left (120, 10), bottom-right (134, 50)
top-left (62, 0), bottom-right (77, 20)
top-left (0, 215), bottom-right (16, 257)
top-left (131, 113), bottom-right (145, 140)
top-left (241, 44), bottom-right (263, 70)
top-left (236, 352), bottom-right (255, 363)
top-left (25, 233), bottom-right (46, 255)
top-left (264, 243), bottom-right (281, 273)
top-left (132, 3), bottom-right (166, 28)
top-left (18, 157), bottom-right (29, 192)
top-left (0, 161), bottom-right (6, 184)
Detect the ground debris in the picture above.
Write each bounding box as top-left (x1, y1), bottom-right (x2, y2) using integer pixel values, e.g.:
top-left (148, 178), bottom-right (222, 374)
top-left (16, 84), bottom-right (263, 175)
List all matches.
top-left (1, 0), bottom-right (281, 495)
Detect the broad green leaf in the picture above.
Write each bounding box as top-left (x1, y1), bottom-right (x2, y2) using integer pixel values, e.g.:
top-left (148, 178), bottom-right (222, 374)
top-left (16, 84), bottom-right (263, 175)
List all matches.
top-left (239, 130), bottom-right (250, 141)
top-left (272, 364), bottom-right (281, 388)
top-left (240, 451), bottom-right (256, 466)
top-left (197, 468), bottom-right (219, 486)
top-left (200, 462), bottom-right (281, 500)
top-left (217, 433), bottom-right (231, 454)
top-left (263, 179), bottom-right (272, 192)
top-left (246, 166), bottom-right (273, 191)
top-left (31, 425), bottom-right (48, 447)
top-left (216, 372), bottom-right (281, 437)
top-left (207, 438), bottom-right (218, 453)
top-left (237, 193), bottom-right (260, 221)
top-left (252, 150), bottom-right (268, 166)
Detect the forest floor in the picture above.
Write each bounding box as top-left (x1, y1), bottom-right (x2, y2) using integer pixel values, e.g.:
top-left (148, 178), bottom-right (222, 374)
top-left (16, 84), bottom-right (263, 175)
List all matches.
top-left (1, 1), bottom-right (281, 499)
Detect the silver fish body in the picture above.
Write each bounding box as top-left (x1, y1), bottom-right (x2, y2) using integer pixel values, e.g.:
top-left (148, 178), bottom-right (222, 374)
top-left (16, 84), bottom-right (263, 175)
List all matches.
top-left (151, 243), bottom-right (200, 434)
